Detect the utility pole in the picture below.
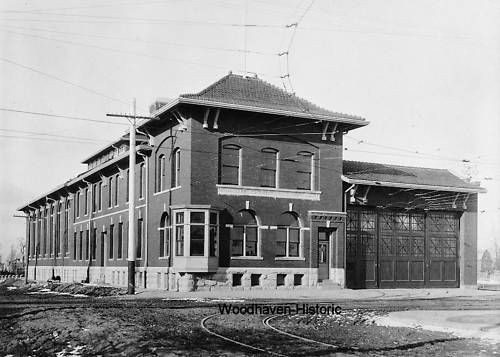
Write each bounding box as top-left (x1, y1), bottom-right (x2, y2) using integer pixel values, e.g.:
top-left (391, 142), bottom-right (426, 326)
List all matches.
top-left (107, 100), bottom-right (158, 295)
top-left (127, 99), bottom-right (137, 294)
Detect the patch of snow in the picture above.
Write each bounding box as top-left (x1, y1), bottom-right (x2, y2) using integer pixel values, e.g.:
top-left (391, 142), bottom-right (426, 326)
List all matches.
top-left (56, 344), bottom-right (86, 357)
top-left (7, 286), bottom-right (18, 290)
top-left (162, 297), bottom-right (245, 303)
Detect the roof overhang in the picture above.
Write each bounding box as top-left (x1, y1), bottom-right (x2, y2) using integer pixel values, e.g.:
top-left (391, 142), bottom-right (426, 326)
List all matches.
top-left (341, 175), bottom-right (487, 194)
top-left (176, 97), bottom-right (369, 128)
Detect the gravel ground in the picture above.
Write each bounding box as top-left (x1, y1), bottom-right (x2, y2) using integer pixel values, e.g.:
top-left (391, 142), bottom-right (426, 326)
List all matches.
top-left (2, 279), bottom-right (500, 356)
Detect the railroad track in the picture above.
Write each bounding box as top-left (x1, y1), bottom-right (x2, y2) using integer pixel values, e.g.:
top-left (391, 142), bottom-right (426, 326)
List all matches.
top-left (201, 312), bottom-right (464, 356)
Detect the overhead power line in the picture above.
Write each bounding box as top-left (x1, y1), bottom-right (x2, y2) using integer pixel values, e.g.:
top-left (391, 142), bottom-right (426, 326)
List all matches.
top-left (2, 24), bottom-right (275, 56)
top-left (0, 0), bottom-right (170, 13)
top-left (0, 12), bottom-right (283, 28)
top-left (0, 108), bottom-right (128, 126)
top-left (0, 29), bottom-right (281, 79)
top-left (0, 56), bottom-right (129, 105)
top-left (0, 128), bottom-right (110, 143)
top-left (0, 134), bottom-right (105, 145)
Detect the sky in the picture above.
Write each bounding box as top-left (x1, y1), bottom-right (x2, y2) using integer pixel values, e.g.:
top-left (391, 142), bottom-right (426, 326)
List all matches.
top-left (1, 0), bottom-right (499, 261)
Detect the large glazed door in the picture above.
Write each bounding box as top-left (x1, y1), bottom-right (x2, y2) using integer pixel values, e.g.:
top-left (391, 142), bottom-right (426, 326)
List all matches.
top-left (346, 209), bottom-right (377, 288)
top-left (318, 229), bottom-right (330, 281)
top-left (426, 212), bottom-right (459, 287)
top-left (378, 212), bottom-right (426, 288)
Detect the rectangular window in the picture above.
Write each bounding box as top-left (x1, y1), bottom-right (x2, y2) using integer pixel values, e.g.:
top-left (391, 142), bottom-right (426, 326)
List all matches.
top-left (117, 223), bottom-right (123, 259)
top-left (221, 145), bottom-right (240, 185)
top-left (260, 149), bottom-right (278, 188)
top-left (276, 228), bottom-right (287, 257)
top-left (109, 224), bottom-right (114, 259)
top-left (114, 174), bottom-right (119, 206)
top-left (190, 212), bottom-right (205, 256)
top-left (231, 227), bottom-right (244, 256)
top-left (73, 232), bottom-right (77, 260)
top-left (297, 152), bottom-right (313, 190)
top-left (245, 227), bottom-right (258, 256)
top-left (137, 218), bottom-right (143, 258)
top-left (85, 230), bottom-right (89, 260)
top-left (91, 228), bottom-right (97, 260)
top-left (79, 231), bottom-right (83, 260)
top-left (289, 228), bottom-right (300, 257)
top-left (175, 212), bottom-right (184, 256)
top-left (108, 177), bottom-right (113, 208)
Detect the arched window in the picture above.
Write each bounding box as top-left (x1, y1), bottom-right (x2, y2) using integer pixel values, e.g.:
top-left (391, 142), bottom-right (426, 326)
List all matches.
top-left (108, 176), bottom-right (113, 208)
top-left (231, 210), bottom-right (259, 257)
top-left (276, 213), bottom-right (301, 258)
top-left (260, 148), bottom-right (279, 188)
top-left (49, 205), bottom-right (54, 256)
top-left (56, 201), bottom-right (61, 256)
top-left (296, 151), bottom-right (314, 190)
top-left (171, 148), bottom-right (181, 188)
top-left (139, 163), bottom-right (146, 199)
top-left (221, 144), bottom-right (241, 185)
top-left (114, 174), bottom-right (119, 206)
top-left (65, 200), bottom-right (70, 255)
top-left (157, 154), bottom-right (166, 191)
top-left (159, 213), bottom-right (170, 258)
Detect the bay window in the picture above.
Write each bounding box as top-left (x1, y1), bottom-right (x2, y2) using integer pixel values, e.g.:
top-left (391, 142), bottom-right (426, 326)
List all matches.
top-left (173, 209), bottom-right (219, 258)
top-left (175, 212), bottom-right (184, 256)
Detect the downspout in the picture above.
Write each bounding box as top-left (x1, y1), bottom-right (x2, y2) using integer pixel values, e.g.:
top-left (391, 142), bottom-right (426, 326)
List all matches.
top-left (27, 205), bottom-right (37, 282)
top-left (83, 179), bottom-right (93, 283)
top-left (24, 211), bottom-right (30, 284)
top-left (34, 208), bottom-right (39, 280)
top-left (46, 197), bottom-right (57, 280)
top-left (343, 183), bottom-right (355, 287)
top-left (138, 152), bottom-right (149, 289)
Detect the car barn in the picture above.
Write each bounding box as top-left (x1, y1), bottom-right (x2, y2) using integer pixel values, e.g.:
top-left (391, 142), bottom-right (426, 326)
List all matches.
top-left (343, 161), bottom-right (485, 289)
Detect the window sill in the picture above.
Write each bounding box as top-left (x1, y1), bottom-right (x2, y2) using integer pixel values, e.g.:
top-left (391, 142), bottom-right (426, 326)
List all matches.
top-left (275, 257), bottom-right (305, 261)
top-left (230, 256), bottom-right (264, 260)
top-left (158, 256), bottom-right (170, 260)
top-left (216, 184), bottom-right (321, 201)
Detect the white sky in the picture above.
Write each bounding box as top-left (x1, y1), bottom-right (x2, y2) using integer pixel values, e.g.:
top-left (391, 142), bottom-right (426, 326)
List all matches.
top-left (1, 0), bottom-right (499, 260)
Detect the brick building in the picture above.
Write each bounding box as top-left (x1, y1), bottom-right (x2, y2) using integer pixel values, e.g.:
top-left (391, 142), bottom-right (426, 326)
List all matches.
top-left (18, 73), bottom-right (484, 290)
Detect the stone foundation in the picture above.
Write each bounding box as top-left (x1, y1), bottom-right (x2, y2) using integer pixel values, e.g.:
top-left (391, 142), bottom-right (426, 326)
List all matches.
top-left (26, 266), bottom-right (320, 291)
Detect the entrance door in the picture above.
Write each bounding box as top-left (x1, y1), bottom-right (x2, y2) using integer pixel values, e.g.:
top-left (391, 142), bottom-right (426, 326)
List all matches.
top-left (318, 229), bottom-right (330, 281)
